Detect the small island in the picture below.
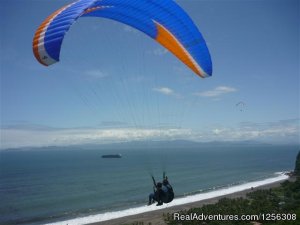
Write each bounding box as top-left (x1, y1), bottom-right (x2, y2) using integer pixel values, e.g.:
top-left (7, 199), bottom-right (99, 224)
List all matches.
top-left (101, 154), bottom-right (122, 159)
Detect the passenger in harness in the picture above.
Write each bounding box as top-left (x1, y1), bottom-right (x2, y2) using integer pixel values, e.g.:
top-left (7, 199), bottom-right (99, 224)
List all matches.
top-left (161, 176), bottom-right (174, 203)
top-left (148, 174), bottom-right (174, 206)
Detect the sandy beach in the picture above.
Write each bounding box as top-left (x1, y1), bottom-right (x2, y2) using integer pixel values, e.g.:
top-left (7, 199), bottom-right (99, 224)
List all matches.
top-left (89, 179), bottom-right (288, 225)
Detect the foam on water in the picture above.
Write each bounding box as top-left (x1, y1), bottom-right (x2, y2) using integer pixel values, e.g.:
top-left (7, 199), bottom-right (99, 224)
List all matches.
top-left (46, 172), bottom-right (289, 225)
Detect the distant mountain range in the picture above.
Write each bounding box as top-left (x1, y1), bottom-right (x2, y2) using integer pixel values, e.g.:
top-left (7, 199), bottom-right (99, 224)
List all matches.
top-left (78, 139), bottom-right (272, 150)
top-left (63, 140), bottom-right (270, 149)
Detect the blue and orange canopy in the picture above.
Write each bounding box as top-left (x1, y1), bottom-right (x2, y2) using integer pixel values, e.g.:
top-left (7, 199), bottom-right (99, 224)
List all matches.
top-left (33, 0), bottom-right (212, 78)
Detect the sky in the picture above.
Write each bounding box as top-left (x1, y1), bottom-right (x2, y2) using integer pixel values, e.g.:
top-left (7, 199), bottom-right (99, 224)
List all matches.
top-left (0, 0), bottom-right (299, 149)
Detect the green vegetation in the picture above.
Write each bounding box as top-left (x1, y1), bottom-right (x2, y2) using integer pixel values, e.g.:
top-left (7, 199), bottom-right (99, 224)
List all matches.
top-left (165, 151), bottom-right (300, 225)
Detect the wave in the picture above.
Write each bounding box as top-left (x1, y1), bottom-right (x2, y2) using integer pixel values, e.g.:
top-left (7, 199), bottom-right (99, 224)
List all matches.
top-left (46, 172), bottom-right (289, 225)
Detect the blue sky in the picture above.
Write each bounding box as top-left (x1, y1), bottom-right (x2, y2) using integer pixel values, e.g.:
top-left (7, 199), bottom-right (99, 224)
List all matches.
top-left (0, 0), bottom-right (299, 148)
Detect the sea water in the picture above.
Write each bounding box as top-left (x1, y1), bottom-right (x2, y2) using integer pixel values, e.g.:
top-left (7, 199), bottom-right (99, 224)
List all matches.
top-left (0, 144), bottom-right (298, 225)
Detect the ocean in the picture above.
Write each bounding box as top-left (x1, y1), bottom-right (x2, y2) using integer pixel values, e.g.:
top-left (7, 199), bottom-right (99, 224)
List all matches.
top-left (0, 144), bottom-right (298, 225)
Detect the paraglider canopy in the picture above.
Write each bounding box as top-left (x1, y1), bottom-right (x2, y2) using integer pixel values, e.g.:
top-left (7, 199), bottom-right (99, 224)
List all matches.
top-left (33, 0), bottom-right (212, 78)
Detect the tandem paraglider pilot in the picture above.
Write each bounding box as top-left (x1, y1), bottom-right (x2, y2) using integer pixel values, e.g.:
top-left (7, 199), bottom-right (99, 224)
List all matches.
top-left (148, 175), bottom-right (174, 206)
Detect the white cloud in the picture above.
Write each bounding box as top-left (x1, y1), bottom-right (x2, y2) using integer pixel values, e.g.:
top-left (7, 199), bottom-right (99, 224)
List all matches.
top-left (0, 127), bottom-right (191, 149)
top-left (152, 87), bottom-right (182, 98)
top-left (1, 119), bottom-right (299, 149)
top-left (153, 87), bottom-right (174, 95)
top-left (207, 119), bottom-right (300, 143)
top-left (195, 86), bottom-right (237, 97)
top-left (212, 128), bottom-right (224, 135)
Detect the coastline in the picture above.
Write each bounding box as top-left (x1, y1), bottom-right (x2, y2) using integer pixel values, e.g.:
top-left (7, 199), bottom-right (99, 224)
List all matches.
top-left (47, 173), bottom-right (290, 225)
top-left (89, 178), bottom-right (289, 225)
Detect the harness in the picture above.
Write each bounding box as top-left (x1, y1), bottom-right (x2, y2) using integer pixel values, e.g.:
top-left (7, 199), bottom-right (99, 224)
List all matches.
top-left (161, 184), bottom-right (174, 203)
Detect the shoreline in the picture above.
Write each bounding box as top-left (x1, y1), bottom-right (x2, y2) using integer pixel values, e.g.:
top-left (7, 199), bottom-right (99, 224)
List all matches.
top-left (46, 173), bottom-right (289, 225)
top-left (90, 178), bottom-right (288, 225)
top-left (45, 173), bottom-right (291, 225)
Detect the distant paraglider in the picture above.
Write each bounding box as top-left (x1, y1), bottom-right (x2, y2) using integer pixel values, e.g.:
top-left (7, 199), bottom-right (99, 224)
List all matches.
top-left (236, 101), bottom-right (246, 112)
top-left (32, 0), bottom-right (212, 78)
